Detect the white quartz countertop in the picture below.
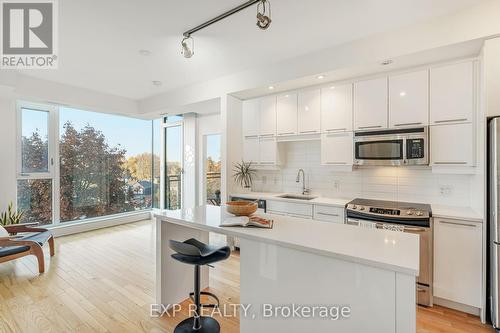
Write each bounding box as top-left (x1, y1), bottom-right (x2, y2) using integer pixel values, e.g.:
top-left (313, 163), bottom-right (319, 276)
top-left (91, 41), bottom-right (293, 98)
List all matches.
top-left (155, 205), bottom-right (420, 276)
top-left (230, 192), bottom-right (351, 207)
top-left (229, 192), bottom-right (484, 222)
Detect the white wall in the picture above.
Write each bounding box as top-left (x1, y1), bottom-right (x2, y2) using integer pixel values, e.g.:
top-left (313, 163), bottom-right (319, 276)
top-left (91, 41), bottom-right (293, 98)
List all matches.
top-left (0, 91), bottom-right (16, 211)
top-left (252, 141), bottom-right (474, 207)
top-left (197, 113), bottom-right (222, 206)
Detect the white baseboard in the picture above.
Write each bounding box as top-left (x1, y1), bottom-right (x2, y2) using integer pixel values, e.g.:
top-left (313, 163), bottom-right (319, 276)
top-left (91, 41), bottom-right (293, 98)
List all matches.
top-left (48, 211), bottom-right (153, 237)
top-left (433, 296), bottom-right (481, 316)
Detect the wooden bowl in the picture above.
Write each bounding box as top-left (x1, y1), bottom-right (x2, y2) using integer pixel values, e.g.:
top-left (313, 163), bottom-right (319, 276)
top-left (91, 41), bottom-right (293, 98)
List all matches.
top-left (226, 201), bottom-right (258, 216)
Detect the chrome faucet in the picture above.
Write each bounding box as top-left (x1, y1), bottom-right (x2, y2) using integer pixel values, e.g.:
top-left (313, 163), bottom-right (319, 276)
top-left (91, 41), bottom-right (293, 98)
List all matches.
top-left (296, 169), bottom-right (310, 195)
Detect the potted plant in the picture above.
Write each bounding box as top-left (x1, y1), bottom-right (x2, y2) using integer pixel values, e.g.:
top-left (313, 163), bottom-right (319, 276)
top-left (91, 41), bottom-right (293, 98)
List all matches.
top-left (0, 202), bottom-right (24, 226)
top-left (233, 160), bottom-right (257, 189)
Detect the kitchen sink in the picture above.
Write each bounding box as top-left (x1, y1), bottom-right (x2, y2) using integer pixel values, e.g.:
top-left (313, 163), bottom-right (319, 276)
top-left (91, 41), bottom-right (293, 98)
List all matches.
top-left (277, 194), bottom-right (317, 201)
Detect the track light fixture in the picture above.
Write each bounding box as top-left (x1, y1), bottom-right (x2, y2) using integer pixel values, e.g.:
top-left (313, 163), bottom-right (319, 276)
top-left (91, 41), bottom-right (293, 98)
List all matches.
top-left (181, 0), bottom-right (271, 58)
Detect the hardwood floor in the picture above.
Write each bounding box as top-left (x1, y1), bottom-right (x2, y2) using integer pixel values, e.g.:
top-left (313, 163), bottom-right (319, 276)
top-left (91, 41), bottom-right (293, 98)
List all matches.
top-left (0, 220), bottom-right (493, 333)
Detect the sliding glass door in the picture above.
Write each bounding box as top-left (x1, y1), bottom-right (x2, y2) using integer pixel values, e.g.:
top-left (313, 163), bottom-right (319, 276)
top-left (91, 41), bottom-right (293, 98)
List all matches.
top-left (163, 120), bottom-right (184, 210)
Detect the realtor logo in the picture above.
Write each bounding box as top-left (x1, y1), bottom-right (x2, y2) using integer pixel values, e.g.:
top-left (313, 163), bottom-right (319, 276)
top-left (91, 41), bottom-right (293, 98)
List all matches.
top-left (1, 0), bottom-right (58, 68)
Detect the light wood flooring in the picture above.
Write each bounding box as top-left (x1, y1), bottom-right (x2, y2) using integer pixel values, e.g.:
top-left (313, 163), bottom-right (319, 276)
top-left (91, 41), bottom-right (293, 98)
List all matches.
top-left (0, 220), bottom-right (493, 333)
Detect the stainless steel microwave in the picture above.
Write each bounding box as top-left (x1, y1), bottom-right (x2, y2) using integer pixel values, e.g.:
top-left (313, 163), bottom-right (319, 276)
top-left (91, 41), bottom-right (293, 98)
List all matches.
top-left (353, 127), bottom-right (428, 166)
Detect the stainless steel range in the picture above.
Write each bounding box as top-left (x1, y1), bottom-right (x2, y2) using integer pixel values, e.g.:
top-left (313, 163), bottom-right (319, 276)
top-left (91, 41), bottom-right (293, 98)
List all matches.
top-left (345, 198), bottom-right (433, 307)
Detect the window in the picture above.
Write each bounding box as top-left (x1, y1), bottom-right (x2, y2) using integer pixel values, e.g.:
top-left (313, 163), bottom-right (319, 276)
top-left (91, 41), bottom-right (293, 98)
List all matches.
top-left (204, 134), bottom-right (221, 206)
top-left (16, 102), bottom-right (158, 225)
top-left (164, 124), bottom-right (183, 210)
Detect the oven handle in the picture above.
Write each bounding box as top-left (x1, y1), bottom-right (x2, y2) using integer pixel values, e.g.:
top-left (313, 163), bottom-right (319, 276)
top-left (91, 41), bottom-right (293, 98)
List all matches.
top-left (404, 226), bottom-right (428, 232)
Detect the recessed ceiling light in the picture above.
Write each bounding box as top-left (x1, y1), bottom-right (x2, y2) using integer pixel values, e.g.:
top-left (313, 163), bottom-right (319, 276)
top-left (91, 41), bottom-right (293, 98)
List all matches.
top-left (317, 75), bottom-right (325, 80)
top-left (399, 91), bottom-right (407, 97)
top-left (268, 86), bottom-right (275, 90)
top-left (381, 59), bottom-right (393, 66)
top-left (139, 49), bottom-right (152, 56)
top-left (330, 86), bottom-right (335, 90)
top-left (152, 80), bottom-right (162, 86)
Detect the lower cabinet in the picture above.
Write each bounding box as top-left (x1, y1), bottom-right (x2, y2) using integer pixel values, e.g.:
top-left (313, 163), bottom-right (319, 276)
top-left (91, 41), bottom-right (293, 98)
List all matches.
top-left (321, 131), bottom-right (353, 166)
top-left (313, 205), bottom-right (344, 224)
top-left (433, 218), bottom-right (482, 308)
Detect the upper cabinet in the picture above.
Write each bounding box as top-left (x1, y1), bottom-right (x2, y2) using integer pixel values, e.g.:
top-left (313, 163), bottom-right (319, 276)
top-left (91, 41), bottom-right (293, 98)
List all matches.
top-left (430, 61), bottom-right (475, 125)
top-left (276, 92), bottom-right (298, 136)
top-left (298, 89), bottom-right (321, 134)
top-left (354, 77), bottom-right (388, 130)
top-left (242, 98), bottom-right (260, 137)
top-left (321, 84), bottom-right (353, 132)
top-left (259, 96), bottom-right (277, 136)
top-left (389, 70), bottom-right (429, 128)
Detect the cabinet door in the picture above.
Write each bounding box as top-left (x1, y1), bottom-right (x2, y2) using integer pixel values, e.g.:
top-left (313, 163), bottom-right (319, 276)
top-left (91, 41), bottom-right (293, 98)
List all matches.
top-left (321, 131), bottom-right (353, 166)
top-left (389, 70), bottom-right (429, 128)
top-left (354, 77), bottom-right (388, 130)
top-left (321, 84), bottom-right (353, 132)
top-left (276, 92), bottom-right (298, 136)
top-left (259, 137), bottom-right (277, 165)
top-left (298, 89), bottom-right (321, 134)
top-left (243, 137), bottom-right (260, 164)
top-left (259, 96), bottom-right (277, 136)
top-left (430, 123), bottom-right (474, 166)
top-left (434, 218), bottom-right (482, 307)
top-left (430, 61), bottom-right (474, 124)
top-left (313, 205), bottom-right (344, 223)
top-left (242, 98), bottom-right (260, 137)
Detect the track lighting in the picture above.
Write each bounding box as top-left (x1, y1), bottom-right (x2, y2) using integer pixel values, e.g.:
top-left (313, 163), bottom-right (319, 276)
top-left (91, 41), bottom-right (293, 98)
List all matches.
top-left (181, 0), bottom-right (272, 58)
top-left (181, 36), bottom-right (194, 58)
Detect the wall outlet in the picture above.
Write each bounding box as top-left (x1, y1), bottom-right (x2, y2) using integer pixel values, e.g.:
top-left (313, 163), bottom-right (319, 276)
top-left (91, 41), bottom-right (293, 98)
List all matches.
top-left (262, 176), bottom-right (267, 184)
top-left (439, 185), bottom-right (453, 196)
top-left (333, 180), bottom-right (340, 190)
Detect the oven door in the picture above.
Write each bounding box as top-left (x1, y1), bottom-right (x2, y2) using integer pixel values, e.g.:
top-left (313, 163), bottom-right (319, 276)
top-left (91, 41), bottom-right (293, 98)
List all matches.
top-left (354, 136), bottom-right (405, 166)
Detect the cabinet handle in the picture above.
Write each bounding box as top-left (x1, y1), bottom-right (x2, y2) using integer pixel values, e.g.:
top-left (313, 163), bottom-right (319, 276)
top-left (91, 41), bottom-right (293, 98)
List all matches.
top-left (244, 135), bottom-right (259, 139)
top-left (259, 134), bottom-right (275, 138)
top-left (259, 162), bottom-right (275, 165)
top-left (433, 162), bottom-right (468, 165)
top-left (299, 130), bottom-right (318, 134)
top-left (316, 212), bottom-right (340, 217)
top-left (434, 118), bottom-right (468, 124)
top-left (325, 128), bottom-right (347, 132)
top-left (358, 125), bottom-right (382, 129)
top-left (278, 132), bottom-right (295, 136)
top-left (325, 162), bottom-right (347, 165)
top-left (438, 220), bottom-right (477, 228)
top-left (394, 122), bottom-right (422, 127)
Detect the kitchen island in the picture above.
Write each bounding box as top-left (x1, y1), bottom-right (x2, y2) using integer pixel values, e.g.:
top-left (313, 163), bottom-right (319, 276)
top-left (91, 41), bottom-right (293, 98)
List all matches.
top-left (155, 205), bottom-right (419, 333)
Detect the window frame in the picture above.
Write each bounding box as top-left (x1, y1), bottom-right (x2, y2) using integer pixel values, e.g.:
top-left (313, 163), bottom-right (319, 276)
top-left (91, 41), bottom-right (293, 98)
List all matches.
top-left (16, 101), bottom-right (60, 225)
top-left (161, 118), bottom-right (184, 210)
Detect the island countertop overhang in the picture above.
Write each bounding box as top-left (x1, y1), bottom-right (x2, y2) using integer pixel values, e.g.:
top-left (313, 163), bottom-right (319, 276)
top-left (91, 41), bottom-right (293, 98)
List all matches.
top-left (154, 205), bottom-right (420, 276)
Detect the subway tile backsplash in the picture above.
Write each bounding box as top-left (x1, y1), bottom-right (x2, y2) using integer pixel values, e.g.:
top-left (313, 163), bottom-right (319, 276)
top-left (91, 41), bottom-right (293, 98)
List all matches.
top-left (251, 141), bottom-right (472, 206)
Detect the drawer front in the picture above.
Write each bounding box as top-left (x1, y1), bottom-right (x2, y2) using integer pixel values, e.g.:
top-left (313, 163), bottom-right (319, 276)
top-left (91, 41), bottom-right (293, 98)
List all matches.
top-left (313, 205), bottom-right (344, 223)
top-left (267, 200), bottom-right (313, 217)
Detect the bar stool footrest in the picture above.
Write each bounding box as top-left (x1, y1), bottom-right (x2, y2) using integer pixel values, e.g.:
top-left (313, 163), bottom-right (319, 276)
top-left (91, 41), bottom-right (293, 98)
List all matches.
top-left (173, 316), bottom-right (220, 333)
top-left (189, 291), bottom-right (220, 308)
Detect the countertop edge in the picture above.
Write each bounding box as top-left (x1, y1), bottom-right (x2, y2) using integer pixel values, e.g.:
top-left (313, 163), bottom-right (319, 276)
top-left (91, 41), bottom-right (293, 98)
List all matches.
top-left (155, 214), bottom-right (419, 276)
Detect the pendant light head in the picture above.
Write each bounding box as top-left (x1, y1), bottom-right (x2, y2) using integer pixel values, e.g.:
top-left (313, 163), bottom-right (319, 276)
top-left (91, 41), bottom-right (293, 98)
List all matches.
top-left (181, 36), bottom-right (194, 58)
top-left (256, 0), bottom-right (272, 30)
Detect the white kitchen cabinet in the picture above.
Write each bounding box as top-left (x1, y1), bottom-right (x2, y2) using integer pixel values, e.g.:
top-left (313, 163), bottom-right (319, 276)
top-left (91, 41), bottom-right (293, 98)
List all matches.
top-left (260, 96), bottom-right (277, 136)
top-left (313, 205), bottom-right (344, 223)
top-left (276, 92), bottom-right (298, 136)
top-left (434, 218), bottom-right (482, 308)
top-left (259, 136), bottom-right (280, 165)
top-left (389, 70), bottom-right (429, 128)
top-left (298, 89), bottom-right (321, 134)
top-left (354, 77), bottom-right (388, 130)
top-left (430, 61), bottom-right (475, 125)
top-left (267, 200), bottom-right (313, 218)
top-left (430, 123), bottom-right (474, 166)
top-left (321, 84), bottom-right (353, 133)
top-left (242, 98), bottom-right (260, 137)
top-left (321, 131), bottom-right (353, 166)
top-left (243, 136), bottom-right (259, 164)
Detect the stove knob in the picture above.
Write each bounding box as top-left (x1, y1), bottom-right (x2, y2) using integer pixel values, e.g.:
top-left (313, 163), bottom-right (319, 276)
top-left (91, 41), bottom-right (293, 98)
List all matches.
top-left (416, 211), bottom-right (423, 216)
top-left (352, 205), bottom-right (357, 209)
top-left (406, 210), bottom-right (413, 215)
top-left (360, 206), bottom-right (365, 211)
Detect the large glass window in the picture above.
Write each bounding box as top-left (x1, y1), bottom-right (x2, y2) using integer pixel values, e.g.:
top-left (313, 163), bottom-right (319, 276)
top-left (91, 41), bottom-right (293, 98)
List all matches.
top-left (165, 124), bottom-right (183, 210)
top-left (16, 102), bottom-right (158, 225)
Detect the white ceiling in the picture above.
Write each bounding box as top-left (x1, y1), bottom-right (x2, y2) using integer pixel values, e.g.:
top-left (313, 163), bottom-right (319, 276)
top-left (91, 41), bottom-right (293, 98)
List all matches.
top-left (19, 0), bottom-right (488, 100)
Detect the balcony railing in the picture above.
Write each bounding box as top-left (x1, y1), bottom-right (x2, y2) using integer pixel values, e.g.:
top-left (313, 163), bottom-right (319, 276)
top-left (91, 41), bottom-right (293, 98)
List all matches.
top-left (206, 171), bottom-right (221, 206)
top-left (166, 174), bottom-right (181, 210)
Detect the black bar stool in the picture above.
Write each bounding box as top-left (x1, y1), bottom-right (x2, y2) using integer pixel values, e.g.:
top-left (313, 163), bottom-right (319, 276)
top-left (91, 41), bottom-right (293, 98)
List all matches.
top-left (169, 238), bottom-right (231, 333)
